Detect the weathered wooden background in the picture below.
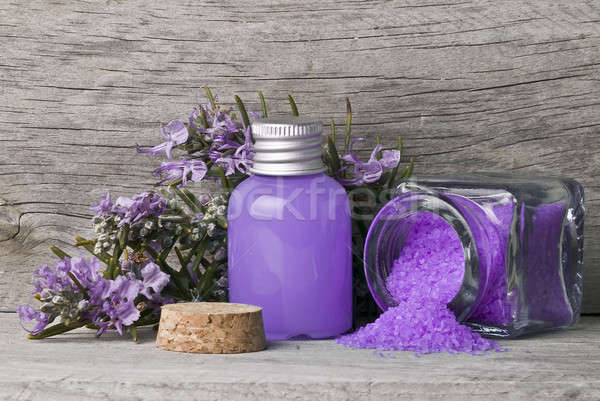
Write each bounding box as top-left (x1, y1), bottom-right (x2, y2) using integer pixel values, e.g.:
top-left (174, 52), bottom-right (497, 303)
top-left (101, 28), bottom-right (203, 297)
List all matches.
top-left (0, 0), bottom-right (599, 311)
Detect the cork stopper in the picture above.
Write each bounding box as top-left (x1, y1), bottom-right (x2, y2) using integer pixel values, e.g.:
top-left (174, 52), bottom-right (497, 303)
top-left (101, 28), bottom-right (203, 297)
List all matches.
top-left (156, 302), bottom-right (267, 354)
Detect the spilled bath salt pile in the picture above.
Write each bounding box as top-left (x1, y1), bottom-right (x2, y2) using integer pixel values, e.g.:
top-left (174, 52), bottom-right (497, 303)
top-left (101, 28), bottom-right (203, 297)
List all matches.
top-left (337, 213), bottom-right (502, 355)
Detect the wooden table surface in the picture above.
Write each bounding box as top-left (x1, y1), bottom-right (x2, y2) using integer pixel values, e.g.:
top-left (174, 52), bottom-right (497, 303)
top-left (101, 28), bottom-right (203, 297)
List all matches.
top-left (2, 312), bottom-right (599, 401)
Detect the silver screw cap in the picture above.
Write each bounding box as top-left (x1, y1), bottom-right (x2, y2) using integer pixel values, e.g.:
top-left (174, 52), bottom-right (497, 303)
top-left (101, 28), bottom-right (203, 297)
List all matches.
top-left (250, 117), bottom-right (325, 176)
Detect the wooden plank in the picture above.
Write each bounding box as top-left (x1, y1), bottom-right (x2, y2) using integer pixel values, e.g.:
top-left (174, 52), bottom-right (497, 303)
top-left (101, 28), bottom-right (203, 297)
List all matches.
top-left (2, 313), bottom-right (600, 400)
top-left (0, 0), bottom-right (599, 311)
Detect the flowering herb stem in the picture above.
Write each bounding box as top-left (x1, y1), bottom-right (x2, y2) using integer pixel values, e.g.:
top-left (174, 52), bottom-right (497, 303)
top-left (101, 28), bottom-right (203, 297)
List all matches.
top-left (28, 322), bottom-right (85, 340)
top-left (288, 94), bottom-right (299, 116)
top-left (258, 91), bottom-right (268, 118)
top-left (234, 95), bottom-right (250, 128)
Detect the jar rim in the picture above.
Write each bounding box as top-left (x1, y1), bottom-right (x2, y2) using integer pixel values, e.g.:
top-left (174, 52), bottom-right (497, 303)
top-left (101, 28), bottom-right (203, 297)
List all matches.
top-left (363, 192), bottom-right (481, 321)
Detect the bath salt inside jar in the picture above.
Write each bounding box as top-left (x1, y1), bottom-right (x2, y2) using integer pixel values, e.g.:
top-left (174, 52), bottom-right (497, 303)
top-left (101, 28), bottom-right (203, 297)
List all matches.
top-left (363, 174), bottom-right (584, 338)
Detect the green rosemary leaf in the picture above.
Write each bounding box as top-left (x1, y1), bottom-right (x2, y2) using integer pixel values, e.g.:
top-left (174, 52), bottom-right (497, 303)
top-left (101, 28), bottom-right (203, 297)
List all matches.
top-left (110, 241), bottom-right (123, 279)
top-left (50, 246), bottom-right (70, 259)
top-left (199, 107), bottom-right (209, 129)
top-left (190, 245), bottom-right (207, 278)
top-left (158, 243), bottom-right (173, 262)
top-left (234, 95), bottom-right (251, 128)
top-left (186, 236), bottom-right (207, 266)
top-left (141, 242), bottom-right (159, 259)
top-left (200, 262), bottom-right (219, 298)
top-left (327, 135), bottom-right (341, 176)
top-left (216, 165), bottom-right (230, 189)
top-left (406, 157), bottom-right (414, 177)
top-left (258, 90), bottom-right (268, 118)
top-left (399, 157), bottom-right (414, 179)
top-left (288, 94), bottom-right (299, 116)
top-left (174, 246), bottom-right (186, 268)
top-left (181, 188), bottom-right (202, 211)
top-left (118, 225), bottom-right (129, 248)
top-left (174, 187), bottom-right (200, 213)
top-left (129, 326), bottom-right (138, 343)
top-left (344, 97), bottom-right (352, 153)
top-left (204, 86), bottom-right (216, 109)
top-left (330, 118), bottom-right (336, 142)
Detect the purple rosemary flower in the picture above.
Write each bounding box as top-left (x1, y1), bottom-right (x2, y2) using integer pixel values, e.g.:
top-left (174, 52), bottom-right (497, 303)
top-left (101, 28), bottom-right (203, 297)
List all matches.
top-left (31, 261), bottom-right (73, 295)
top-left (205, 107), bottom-right (239, 136)
top-left (90, 274), bottom-right (143, 335)
top-left (152, 159), bottom-right (208, 186)
top-left (137, 120), bottom-right (189, 159)
top-left (140, 262), bottom-right (170, 299)
top-left (111, 192), bottom-right (166, 226)
top-left (17, 305), bottom-right (49, 335)
top-left (214, 126), bottom-right (254, 176)
top-left (19, 256), bottom-right (106, 335)
top-left (70, 255), bottom-right (104, 289)
top-left (208, 150), bottom-right (222, 163)
top-left (192, 105), bottom-right (246, 154)
top-left (338, 138), bottom-right (401, 186)
top-left (188, 107), bottom-right (204, 132)
top-left (90, 192), bottom-right (113, 216)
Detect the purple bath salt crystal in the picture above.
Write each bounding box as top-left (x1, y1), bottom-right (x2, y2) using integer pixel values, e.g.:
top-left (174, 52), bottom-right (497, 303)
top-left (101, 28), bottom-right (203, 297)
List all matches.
top-left (385, 213), bottom-right (465, 306)
top-left (337, 212), bottom-right (501, 355)
top-left (452, 197), bottom-right (515, 326)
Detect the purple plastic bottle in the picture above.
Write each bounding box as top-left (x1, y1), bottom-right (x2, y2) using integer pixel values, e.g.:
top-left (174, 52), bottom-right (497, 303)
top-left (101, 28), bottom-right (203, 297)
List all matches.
top-left (228, 118), bottom-right (352, 340)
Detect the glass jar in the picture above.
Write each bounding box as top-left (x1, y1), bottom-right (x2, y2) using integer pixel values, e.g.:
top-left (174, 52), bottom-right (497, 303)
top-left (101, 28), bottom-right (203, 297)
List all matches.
top-left (228, 118), bottom-right (352, 340)
top-left (364, 174), bottom-right (584, 337)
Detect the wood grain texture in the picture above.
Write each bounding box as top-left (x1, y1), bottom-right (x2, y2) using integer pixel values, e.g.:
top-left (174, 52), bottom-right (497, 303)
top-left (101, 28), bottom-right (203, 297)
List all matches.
top-left (0, 0), bottom-right (599, 310)
top-left (2, 313), bottom-right (600, 401)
